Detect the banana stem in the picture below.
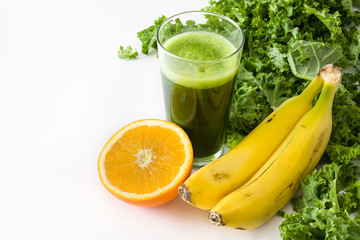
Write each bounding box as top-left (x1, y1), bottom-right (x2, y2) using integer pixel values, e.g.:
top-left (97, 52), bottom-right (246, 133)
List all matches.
top-left (298, 64), bottom-right (341, 103)
top-left (319, 64), bottom-right (342, 86)
top-left (299, 75), bottom-right (324, 101)
top-left (314, 64), bottom-right (342, 113)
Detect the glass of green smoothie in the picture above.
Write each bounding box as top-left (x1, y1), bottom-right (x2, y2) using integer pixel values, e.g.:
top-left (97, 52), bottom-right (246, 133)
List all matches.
top-left (157, 11), bottom-right (244, 167)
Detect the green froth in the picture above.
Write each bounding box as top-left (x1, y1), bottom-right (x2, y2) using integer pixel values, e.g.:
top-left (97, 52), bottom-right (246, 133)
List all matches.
top-left (164, 31), bottom-right (236, 61)
top-left (161, 31), bottom-right (238, 89)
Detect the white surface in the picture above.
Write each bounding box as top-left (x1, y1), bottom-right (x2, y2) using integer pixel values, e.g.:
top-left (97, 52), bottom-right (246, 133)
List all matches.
top-left (0, 1), bottom-right (286, 239)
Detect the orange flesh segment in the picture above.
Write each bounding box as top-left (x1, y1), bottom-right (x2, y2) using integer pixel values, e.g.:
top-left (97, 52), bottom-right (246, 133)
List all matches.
top-left (104, 125), bottom-right (186, 194)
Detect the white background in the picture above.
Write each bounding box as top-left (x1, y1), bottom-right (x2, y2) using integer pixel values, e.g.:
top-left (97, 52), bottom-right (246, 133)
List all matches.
top-left (0, 0), bottom-right (287, 239)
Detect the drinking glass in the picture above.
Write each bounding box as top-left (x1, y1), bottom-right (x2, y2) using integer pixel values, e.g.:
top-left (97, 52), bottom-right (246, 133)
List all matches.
top-left (157, 11), bottom-right (244, 167)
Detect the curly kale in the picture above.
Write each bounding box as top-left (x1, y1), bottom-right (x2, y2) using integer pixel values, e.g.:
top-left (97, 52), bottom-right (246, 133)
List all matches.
top-left (279, 163), bottom-right (360, 240)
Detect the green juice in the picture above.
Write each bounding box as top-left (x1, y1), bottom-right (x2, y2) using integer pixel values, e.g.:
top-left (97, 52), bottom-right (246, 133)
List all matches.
top-left (161, 31), bottom-right (238, 161)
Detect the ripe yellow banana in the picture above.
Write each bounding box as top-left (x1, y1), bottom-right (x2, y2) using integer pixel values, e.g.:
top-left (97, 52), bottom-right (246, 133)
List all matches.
top-left (208, 64), bottom-right (342, 230)
top-left (178, 70), bottom-right (324, 210)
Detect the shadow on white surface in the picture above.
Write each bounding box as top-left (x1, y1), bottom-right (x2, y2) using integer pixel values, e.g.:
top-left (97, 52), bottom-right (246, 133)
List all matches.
top-left (147, 195), bottom-right (209, 221)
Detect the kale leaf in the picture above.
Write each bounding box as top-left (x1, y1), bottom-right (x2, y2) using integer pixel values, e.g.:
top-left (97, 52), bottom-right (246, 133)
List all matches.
top-left (117, 46), bottom-right (138, 59)
top-left (288, 40), bottom-right (345, 80)
top-left (137, 16), bottom-right (167, 55)
top-left (279, 162), bottom-right (360, 240)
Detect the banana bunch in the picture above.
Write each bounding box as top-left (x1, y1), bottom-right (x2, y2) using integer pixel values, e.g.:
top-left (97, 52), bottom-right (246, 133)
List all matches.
top-left (179, 64), bottom-right (342, 229)
top-left (178, 67), bottom-right (324, 210)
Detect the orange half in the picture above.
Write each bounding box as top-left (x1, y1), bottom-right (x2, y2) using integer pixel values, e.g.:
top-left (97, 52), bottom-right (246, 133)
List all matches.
top-left (98, 119), bottom-right (193, 207)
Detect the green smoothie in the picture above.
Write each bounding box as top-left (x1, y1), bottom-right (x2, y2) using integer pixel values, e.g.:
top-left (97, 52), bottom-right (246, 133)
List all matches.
top-left (161, 31), bottom-right (239, 161)
top-left (164, 31), bottom-right (236, 61)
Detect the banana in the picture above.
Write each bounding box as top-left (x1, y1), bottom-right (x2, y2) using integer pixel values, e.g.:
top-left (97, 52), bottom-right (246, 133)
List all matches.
top-left (208, 64), bottom-right (342, 230)
top-left (178, 70), bottom-right (324, 210)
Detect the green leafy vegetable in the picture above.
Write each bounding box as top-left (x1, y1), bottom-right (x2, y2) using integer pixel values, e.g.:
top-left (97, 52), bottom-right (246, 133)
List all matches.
top-left (325, 143), bottom-right (360, 165)
top-left (226, 66), bottom-right (272, 139)
top-left (202, 0), bottom-right (360, 161)
top-left (117, 15), bottom-right (167, 59)
top-left (117, 46), bottom-right (138, 59)
top-left (137, 16), bottom-right (167, 54)
top-left (279, 162), bottom-right (360, 239)
top-left (288, 41), bottom-right (345, 80)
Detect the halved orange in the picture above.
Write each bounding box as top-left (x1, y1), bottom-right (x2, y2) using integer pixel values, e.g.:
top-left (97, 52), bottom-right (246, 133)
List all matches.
top-left (98, 119), bottom-right (193, 207)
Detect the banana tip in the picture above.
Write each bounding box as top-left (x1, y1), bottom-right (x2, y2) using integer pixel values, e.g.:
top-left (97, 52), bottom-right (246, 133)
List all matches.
top-left (178, 184), bottom-right (191, 202)
top-left (209, 212), bottom-right (223, 226)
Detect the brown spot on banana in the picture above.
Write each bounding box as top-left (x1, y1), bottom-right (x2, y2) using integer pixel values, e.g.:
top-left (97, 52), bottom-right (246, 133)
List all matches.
top-left (245, 192), bottom-right (253, 197)
top-left (213, 172), bottom-right (231, 182)
top-left (266, 113), bottom-right (276, 123)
